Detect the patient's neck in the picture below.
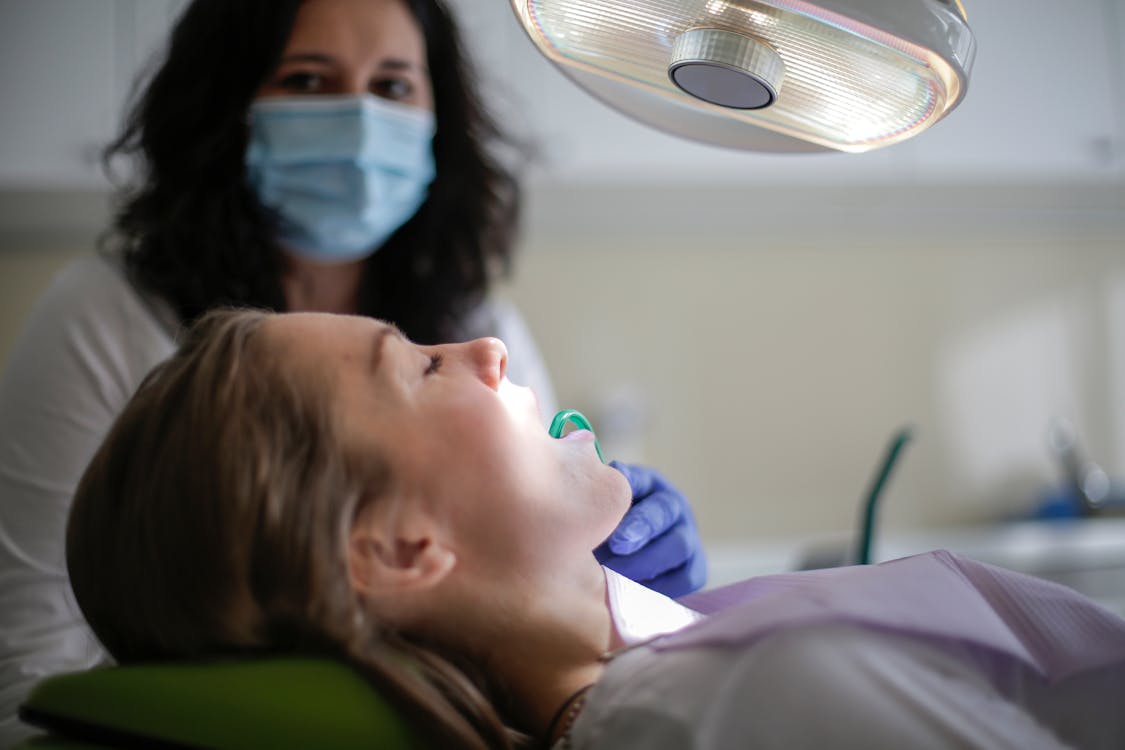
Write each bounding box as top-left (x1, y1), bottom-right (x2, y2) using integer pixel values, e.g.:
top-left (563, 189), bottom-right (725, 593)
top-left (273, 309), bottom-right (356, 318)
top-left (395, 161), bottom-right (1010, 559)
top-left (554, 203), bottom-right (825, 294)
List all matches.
top-left (442, 561), bottom-right (616, 741)
top-left (490, 596), bottom-right (610, 740)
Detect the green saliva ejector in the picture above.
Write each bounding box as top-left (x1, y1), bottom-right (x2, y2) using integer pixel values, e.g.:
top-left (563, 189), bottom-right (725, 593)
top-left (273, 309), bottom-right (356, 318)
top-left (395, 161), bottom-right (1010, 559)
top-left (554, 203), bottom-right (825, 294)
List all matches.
top-left (548, 409), bottom-right (605, 463)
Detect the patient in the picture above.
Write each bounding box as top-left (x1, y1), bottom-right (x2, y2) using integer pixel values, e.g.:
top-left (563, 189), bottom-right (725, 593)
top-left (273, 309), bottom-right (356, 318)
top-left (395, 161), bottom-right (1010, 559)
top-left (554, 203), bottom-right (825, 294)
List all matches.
top-left (66, 309), bottom-right (1125, 749)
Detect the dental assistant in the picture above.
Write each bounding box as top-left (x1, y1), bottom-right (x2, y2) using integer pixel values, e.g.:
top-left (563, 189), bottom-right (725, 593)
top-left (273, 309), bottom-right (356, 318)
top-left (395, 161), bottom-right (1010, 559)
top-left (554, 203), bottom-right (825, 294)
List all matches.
top-left (0, 0), bottom-right (705, 744)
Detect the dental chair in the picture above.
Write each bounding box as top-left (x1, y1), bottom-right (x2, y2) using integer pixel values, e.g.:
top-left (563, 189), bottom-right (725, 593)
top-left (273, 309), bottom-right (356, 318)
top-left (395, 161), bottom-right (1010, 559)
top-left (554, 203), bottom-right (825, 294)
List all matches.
top-left (15, 657), bottom-right (413, 749)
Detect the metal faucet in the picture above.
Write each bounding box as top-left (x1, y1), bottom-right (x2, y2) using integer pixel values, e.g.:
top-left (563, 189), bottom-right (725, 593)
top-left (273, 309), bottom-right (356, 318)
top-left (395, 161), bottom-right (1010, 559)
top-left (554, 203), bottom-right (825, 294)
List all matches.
top-left (1047, 418), bottom-right (1121, 516)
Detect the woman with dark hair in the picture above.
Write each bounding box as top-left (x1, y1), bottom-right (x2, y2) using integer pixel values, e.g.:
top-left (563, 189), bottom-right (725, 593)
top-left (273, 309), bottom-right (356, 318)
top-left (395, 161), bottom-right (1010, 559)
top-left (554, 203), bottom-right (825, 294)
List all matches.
top-left (0, 1), bottom-right (706, 743)
top-left (109, 0), bottom-right (516, 344)
top-left (62, 309), bottom-right (1125, 750)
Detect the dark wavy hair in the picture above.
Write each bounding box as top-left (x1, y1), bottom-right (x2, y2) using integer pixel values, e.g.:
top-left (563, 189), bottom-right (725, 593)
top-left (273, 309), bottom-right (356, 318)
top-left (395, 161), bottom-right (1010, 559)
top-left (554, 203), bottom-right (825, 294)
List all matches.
top-left (102, 0), bottom-right (520, 344)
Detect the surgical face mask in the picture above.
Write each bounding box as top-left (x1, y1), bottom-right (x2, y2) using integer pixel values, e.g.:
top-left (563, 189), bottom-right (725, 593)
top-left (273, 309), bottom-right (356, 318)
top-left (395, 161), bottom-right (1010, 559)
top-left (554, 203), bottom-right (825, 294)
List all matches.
top-left (245, 94), bottom-right (437, 263)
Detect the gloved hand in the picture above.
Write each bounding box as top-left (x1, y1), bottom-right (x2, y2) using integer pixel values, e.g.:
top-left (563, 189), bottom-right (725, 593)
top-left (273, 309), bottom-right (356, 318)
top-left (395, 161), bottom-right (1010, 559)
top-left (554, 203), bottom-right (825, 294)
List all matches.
top-left (595, 461), bottom-right (707, 598)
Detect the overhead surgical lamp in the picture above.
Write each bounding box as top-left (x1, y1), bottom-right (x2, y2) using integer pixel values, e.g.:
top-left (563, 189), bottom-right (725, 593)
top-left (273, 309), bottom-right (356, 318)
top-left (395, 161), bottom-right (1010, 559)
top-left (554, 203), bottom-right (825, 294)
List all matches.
top-left (510, 0), bottom-right (975, 153)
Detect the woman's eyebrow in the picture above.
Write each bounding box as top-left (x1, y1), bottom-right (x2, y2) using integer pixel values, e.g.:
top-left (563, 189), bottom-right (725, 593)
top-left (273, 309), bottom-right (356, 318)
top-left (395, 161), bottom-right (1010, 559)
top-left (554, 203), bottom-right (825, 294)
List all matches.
top-left (278, 52), bottom-right (335, 66)
top-left (370, 324), bottom-right (406, 374)
top-left (276, 53), bottom-right (424, 74)
top-left (379, 58), bottom-right (426, 73)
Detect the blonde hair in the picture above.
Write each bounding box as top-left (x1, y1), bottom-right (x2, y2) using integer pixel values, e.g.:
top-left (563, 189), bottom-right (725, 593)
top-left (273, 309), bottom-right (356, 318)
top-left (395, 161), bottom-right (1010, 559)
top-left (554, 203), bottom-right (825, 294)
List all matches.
top-left (67, 309), bottom-right (527, 749)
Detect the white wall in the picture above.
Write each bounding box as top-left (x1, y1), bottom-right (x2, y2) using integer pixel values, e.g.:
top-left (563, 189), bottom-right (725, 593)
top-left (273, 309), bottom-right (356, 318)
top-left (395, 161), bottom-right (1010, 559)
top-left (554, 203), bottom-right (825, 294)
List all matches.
top-left (502, 181), bottom-right (1125, 546)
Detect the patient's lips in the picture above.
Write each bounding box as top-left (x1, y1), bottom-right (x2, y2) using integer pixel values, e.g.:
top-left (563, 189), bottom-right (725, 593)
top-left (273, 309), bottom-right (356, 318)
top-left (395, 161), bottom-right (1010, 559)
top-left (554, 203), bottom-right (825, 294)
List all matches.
top-left (560, 428), bottom-right (595, 443)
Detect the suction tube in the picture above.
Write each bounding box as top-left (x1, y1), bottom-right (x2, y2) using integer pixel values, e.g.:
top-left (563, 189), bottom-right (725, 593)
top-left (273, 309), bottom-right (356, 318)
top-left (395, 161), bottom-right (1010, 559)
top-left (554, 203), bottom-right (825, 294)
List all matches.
top-left (548, 409), bottom-right (606, 463)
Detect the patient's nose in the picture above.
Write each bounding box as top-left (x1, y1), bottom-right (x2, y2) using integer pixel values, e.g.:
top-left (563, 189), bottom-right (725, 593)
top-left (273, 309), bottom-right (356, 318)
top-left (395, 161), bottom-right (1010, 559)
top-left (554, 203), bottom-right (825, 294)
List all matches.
top-left (465, 338), bottom-right (507, 390)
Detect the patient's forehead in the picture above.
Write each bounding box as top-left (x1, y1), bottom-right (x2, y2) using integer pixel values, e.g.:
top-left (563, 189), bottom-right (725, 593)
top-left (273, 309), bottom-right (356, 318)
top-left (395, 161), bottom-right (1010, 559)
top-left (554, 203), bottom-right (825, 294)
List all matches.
top-left (258, 314), bottom-right (411, 416)
top-left (260, 312), bottom-right (394, 352)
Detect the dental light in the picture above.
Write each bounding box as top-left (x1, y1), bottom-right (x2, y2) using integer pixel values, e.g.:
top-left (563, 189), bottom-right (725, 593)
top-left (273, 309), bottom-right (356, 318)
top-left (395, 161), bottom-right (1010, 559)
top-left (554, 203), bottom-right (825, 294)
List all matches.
top-left (510, 0), bottom-right (975, 153)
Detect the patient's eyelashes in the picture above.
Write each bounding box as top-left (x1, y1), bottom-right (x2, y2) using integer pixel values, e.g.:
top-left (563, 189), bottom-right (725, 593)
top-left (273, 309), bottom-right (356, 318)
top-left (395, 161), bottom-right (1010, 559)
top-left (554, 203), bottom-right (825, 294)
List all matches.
top-left (425, 354), bottom-right (443, 376)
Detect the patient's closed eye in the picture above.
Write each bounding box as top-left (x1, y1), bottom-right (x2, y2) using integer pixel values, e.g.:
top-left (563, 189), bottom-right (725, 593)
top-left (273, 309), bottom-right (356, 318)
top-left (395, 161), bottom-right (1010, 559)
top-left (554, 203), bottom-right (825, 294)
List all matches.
top-left (425, 354), bottom-right (443, 376)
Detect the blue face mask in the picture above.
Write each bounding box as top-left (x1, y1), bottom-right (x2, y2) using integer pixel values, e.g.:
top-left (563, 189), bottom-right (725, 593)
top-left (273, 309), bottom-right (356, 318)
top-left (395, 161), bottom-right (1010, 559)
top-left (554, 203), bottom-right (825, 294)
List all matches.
top-left (245, 95), bottom-right (437, 263)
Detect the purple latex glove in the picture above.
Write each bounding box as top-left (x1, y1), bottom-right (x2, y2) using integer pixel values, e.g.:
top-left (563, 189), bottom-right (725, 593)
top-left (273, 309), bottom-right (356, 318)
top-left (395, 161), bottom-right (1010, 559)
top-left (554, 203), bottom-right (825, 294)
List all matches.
top-left (595, 460), bottom-right (707, 598)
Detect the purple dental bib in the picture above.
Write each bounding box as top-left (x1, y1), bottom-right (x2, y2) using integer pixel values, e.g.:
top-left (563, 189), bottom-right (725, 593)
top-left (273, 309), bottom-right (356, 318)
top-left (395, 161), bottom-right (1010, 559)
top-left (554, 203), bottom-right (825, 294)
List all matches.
top-left (670, 550), bottom-right (1125, 685)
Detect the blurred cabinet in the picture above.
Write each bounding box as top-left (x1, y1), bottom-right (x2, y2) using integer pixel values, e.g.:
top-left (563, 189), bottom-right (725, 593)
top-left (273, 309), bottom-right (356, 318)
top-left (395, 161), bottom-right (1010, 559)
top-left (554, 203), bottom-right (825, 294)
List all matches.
top-left (900, 0), bottom-right (1123, 181)
top-left (0, 0), bottom-right (1121, 189)
top-left (0, 0), bottom-right (185, 189)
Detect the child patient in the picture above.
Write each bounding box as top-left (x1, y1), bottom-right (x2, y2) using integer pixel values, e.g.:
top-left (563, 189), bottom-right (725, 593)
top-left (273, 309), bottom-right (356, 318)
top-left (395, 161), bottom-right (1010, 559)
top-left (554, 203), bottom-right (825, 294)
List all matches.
top-left (66, 309), bottom-right (1125, 750)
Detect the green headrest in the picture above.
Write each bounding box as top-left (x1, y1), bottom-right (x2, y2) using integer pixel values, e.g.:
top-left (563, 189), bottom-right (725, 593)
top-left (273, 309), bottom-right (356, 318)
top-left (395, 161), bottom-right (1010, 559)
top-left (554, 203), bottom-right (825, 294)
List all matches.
top-left (19, 657), bottom-right (414, 749)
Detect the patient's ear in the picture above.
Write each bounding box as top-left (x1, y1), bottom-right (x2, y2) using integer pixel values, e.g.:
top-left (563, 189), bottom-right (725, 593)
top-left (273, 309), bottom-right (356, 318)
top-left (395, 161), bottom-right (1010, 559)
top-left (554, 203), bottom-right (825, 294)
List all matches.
top-left (347, 502), bottom-right (455, 598)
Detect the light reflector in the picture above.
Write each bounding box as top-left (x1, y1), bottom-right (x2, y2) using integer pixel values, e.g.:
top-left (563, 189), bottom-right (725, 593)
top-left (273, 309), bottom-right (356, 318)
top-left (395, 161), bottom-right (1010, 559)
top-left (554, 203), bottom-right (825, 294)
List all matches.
top-left (511, 0), bottom-right (975, 152)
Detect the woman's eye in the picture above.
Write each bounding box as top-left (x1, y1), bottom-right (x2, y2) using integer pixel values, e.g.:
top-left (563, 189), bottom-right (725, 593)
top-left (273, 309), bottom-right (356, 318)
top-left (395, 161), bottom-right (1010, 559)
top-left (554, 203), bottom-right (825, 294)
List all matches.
top-left (277, 71), bottom-right (325, 93)
top-left (371, 77), bottom-right (413, 100)
top-left (424, 354), bottom-right (443, 376)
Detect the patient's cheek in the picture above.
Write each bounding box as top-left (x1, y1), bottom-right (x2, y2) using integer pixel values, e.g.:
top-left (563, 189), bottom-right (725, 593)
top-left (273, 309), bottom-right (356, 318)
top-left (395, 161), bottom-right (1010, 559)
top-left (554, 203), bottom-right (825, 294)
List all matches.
top-left (606, 468), bottom-right (632, 519)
